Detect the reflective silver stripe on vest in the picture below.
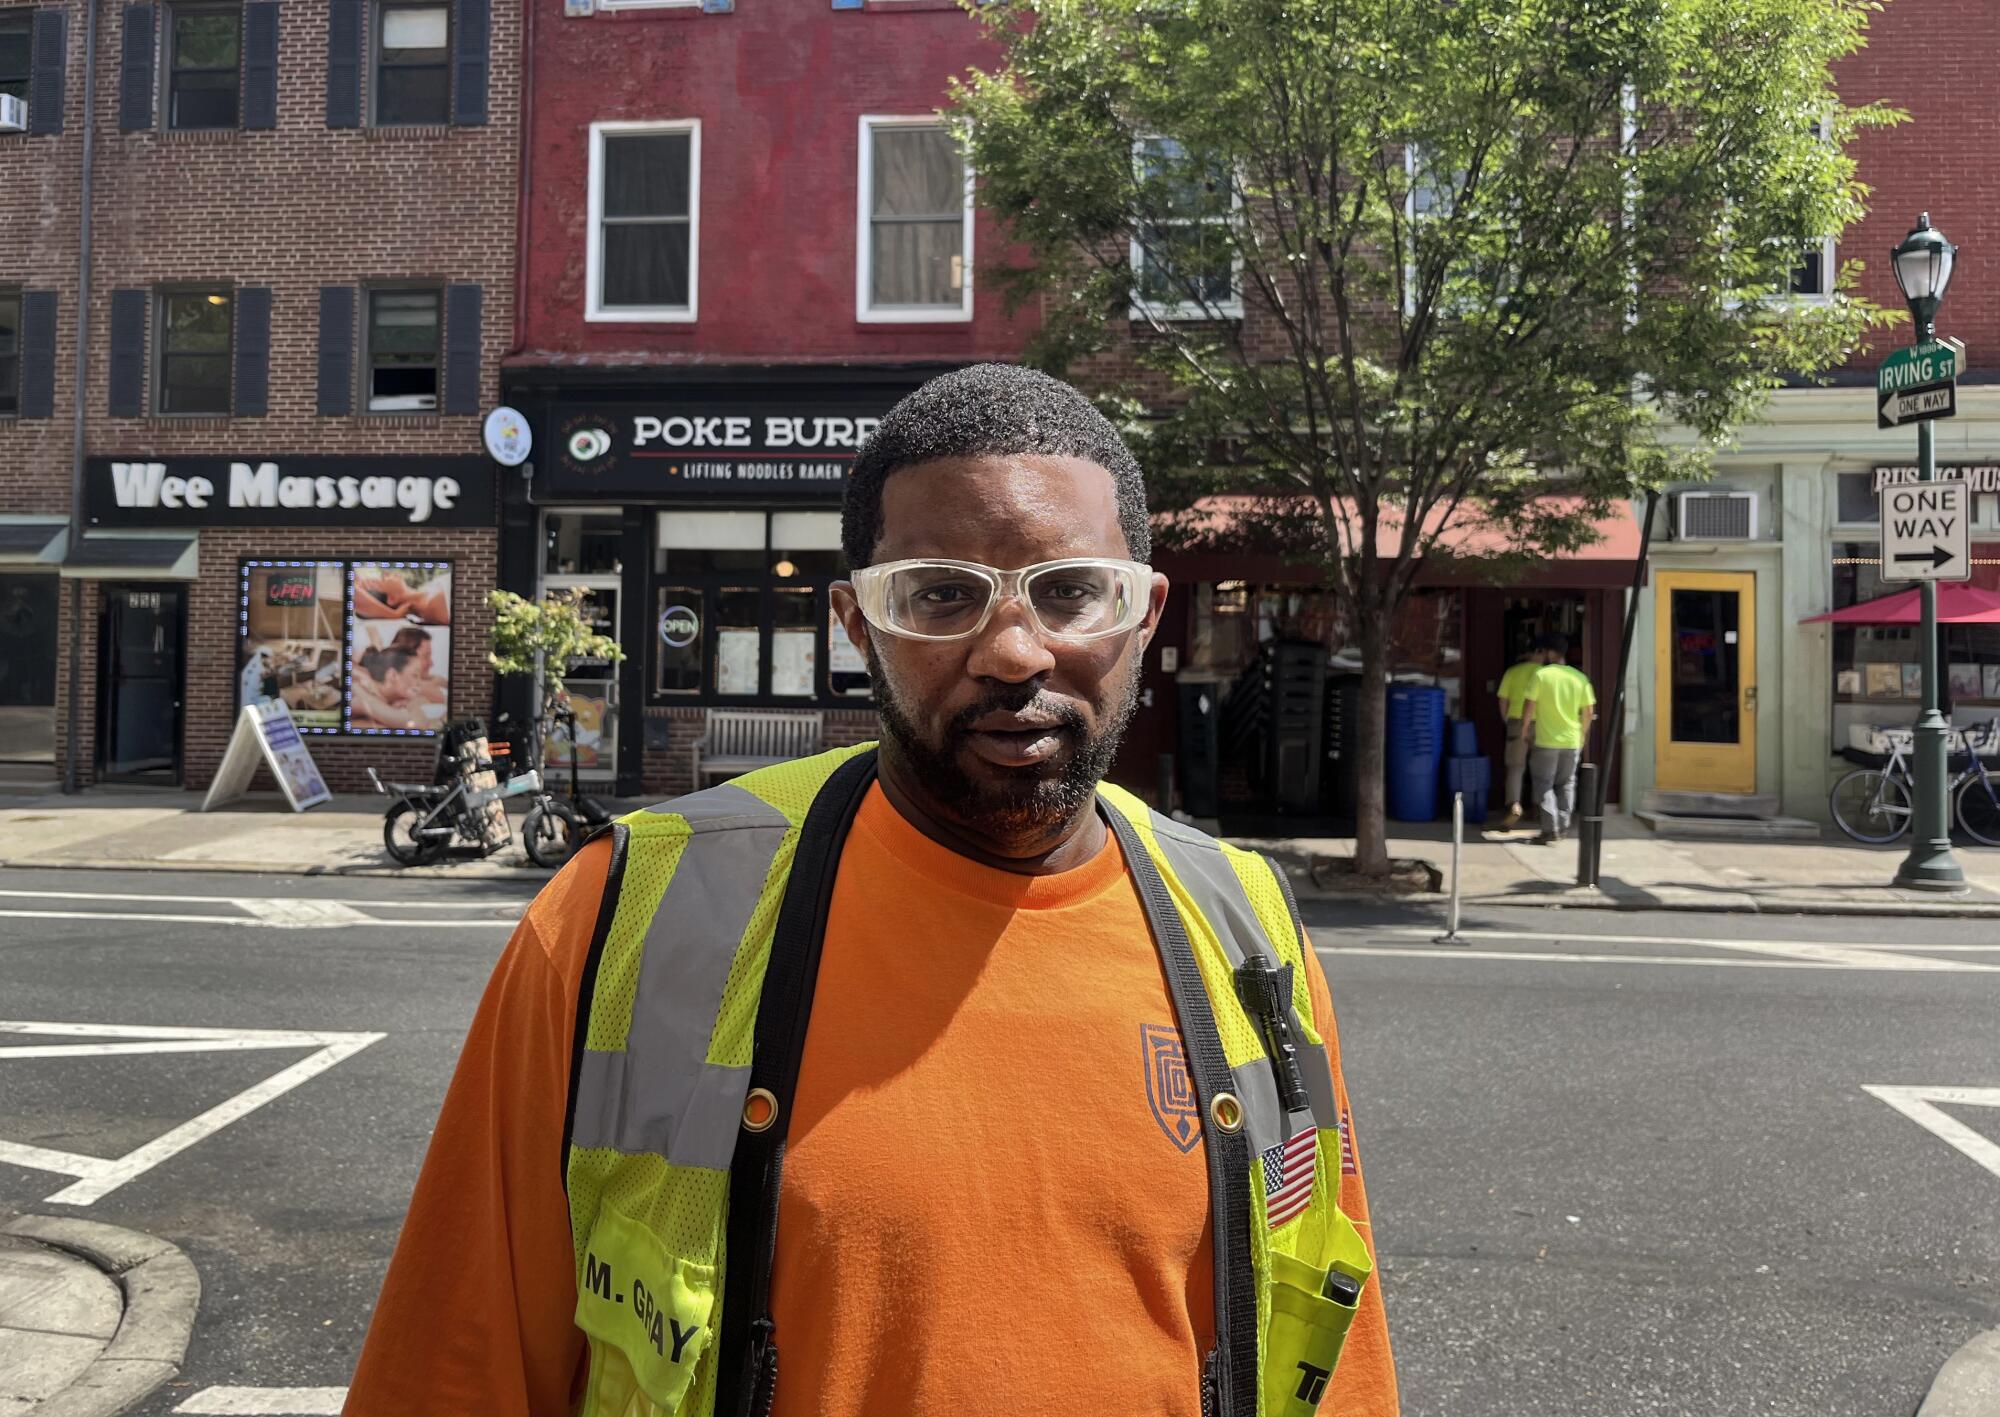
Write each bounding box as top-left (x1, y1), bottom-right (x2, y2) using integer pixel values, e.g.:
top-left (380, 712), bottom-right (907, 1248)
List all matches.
top-left (1137, 803), bottom-right (1339, 1134)
top-left (569, 783), bottom-right (791, 1170)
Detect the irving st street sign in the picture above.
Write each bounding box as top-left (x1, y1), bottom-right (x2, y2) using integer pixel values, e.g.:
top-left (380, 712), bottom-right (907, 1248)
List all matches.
top-left (1877, 338), bottom-right (1964, 430)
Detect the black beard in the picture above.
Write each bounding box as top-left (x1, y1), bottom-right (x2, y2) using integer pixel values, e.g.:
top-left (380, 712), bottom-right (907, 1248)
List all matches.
top-left (867, 642), bottom-right (1142, 843)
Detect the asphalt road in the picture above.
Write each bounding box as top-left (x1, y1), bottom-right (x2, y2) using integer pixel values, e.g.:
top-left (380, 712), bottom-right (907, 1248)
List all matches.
top-left (2, 865), bottom-right (1996, 1415)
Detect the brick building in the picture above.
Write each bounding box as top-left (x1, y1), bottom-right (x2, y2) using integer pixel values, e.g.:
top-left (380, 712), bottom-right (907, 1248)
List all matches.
top-left (0, 0), bottom-right (518, 793)
top-left (500, 0), bottom-right (1034, 797)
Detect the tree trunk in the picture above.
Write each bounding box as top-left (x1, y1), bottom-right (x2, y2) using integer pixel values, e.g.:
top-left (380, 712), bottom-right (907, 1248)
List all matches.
top-left (1351, 607), bottom-right (1391, 875)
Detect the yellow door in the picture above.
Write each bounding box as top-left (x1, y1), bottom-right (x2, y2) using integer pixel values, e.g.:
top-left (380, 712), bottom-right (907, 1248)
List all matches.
top-left (1654, 571), bottom-right (1756, 794)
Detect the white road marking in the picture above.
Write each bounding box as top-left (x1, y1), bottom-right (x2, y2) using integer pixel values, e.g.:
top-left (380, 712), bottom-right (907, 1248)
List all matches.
top-left (0, 1021), bottom-right (384, 1205)
top-left (174, 1388), bottom-right (348, 1415)
top-left (1351, 927), bottom-right (2000, 973)
top-left (0, 886), bottom-right (526, 909)
top-left (1319, 944), bottom-right (2000, 973)
top-left (0, 906), bottom-right (512, 929)
top-left (233, 898), bottom-right (372, 927)
top-left (1862, 1085), bottom-right (2000, 1182)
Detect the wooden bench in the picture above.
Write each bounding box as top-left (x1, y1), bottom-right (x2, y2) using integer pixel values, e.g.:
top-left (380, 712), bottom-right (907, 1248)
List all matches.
top-left (691, 709), bottom-right (824, 786)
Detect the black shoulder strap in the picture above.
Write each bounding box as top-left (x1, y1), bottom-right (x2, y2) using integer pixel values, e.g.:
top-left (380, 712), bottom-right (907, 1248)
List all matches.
top-left (1101, 806), bottom-right (1259, 1417)
top-left (716, 749), bottom-right (878, 1417)
top-left (560, 822), bottom-right (629, 1183)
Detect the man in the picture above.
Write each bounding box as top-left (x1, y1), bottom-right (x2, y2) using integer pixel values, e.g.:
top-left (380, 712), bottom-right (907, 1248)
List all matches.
top-left (1521, 633), bottom-right (1596, 845)
top-left (1494, 640), bottom-right (1548, 829)
top-left (348, 365), bottom-right (1397, 1417)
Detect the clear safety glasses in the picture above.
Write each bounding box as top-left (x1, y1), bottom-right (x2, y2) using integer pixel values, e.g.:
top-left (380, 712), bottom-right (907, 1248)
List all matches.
top-left (850, 556), bottom-right (1153, 643)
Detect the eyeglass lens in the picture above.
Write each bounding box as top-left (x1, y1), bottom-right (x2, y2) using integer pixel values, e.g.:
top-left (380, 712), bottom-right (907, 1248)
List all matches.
top-left (883, 563), bottom-right (1136, 638)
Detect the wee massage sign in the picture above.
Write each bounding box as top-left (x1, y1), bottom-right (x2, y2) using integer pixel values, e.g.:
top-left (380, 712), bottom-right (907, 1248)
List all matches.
top-left (85, 456), bottom-right (497, 528)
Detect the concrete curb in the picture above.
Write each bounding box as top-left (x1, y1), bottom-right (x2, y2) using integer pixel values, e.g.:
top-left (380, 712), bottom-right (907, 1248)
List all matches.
top-left (1918, 1327), bottom-right (2000, 1416)
top-left (2, 1216), bottom-right (201, 1417)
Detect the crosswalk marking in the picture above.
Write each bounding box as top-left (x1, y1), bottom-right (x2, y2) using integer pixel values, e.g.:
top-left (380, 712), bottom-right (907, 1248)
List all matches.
top-left (1333, 927), bottom-right (2000, 973)
top-left (175, 1388), bottom-right (348, 1414)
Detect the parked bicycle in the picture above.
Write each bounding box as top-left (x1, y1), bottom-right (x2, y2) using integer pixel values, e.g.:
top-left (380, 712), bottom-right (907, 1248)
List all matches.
top-left (370, 716), bottom-right (582, 869)
top-left (1828, 718), bottom-right (2000, 846)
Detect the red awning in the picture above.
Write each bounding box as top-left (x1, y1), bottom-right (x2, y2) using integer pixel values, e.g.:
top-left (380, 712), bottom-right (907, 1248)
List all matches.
top-left (1154, 495), bottom-right (1645, 589)
top-left (1801, 583), bottom-right (2000, 625)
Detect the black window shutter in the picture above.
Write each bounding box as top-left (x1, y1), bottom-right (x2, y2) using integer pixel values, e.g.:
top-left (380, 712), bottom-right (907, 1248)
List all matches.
top-left (443, 283), bottom-right (481, 415)
top-left (233, 287), bottom-right (272, 416)
top-left (242, 3), bottom-right (279, 130)
top-left (29, 10), bottom-right (65, 135)
top-left (317, 285), bottom-right (355, 415)
top-left (451, 0), bottom-right (488, 126)
top-left (108, 289), bottom-right (148, 418)
top-left (119, 6), bottom-right (154, 132)
top-left (18, 291), bottom-right (56, 419)
top-left (325, 0), bottom-right (361, 129)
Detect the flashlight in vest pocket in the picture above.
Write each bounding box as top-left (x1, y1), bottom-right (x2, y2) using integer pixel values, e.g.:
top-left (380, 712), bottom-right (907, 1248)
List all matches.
top-left (1263, 1250), bottom-right (1368, 1415)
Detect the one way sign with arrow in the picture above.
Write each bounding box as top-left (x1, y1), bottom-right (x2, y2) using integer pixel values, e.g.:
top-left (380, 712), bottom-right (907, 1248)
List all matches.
top-left (1879, 479), bottom-right (1972, 583)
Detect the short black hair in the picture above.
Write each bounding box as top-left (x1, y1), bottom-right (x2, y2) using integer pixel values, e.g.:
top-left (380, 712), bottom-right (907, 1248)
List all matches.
top-left (842, 364), bottom-right (1151, 569)
top-left (1534, 632), bottom-right (1569, 657)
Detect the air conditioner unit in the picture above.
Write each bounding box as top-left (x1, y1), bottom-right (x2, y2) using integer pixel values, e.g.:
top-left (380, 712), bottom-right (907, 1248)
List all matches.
top-left (1676, 490), bottom-right (1758, 541)
top-left (0, 95), bottom-right (27, 133)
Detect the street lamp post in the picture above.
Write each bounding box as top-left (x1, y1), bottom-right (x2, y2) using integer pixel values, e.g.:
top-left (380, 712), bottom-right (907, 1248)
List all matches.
top-left (1891, 213), bottom-right (1967, 892)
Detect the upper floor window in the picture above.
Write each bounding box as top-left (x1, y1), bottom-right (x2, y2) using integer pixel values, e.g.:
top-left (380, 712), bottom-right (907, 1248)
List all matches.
top-left (0, 17), bottom-right (29, 104)
top-left (1131, 136), bottom-right (1239, 320)
top-left (588, 120), bottom-right (698, 322)
top-left (0, 290), bottom-right (19, 417)
top-left (167, 5), bottom-right (240, 130)
top-left (857, 117), bottom-right (971, 323)
top-left (374, 1), bottom-right (448, 127)
top-left (365, 287), bottom-right (440, 412)
top-left (156, 289), bottom-right (232, 416)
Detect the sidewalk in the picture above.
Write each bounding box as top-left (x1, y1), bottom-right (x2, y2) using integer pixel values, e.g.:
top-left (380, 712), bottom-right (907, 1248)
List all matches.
top-left (0, 789), bottom-right (589, 878)
top-left (0, 1217), bottom-right (199, 1416)
top-left (1237, 811), bottom-right (2000, 918)
top-left (8, 787), bottom-right (2000, 914)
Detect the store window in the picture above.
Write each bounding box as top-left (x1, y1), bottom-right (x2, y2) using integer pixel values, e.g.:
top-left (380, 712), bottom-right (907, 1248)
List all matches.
top-left (653, 509), bottom-right (860, 703)
top-left (0, 290), bottom-right (18, 418)
top-left (167, 5), bottom-right (241, 130)
top-left (156, 289), bottom-right (231, 416)
top-left (1830, 541), bottom-right (2000, 713)
top-left (373, 1), bottom-right (449, 127)
top-left (364, 288), bottom-right (440, 412)
top-left (543, 509), bottom-right (623, 576)
top-left (590, 121), bottom-right (698, 321)
top-left (858, 117), bottom-right (970, 321)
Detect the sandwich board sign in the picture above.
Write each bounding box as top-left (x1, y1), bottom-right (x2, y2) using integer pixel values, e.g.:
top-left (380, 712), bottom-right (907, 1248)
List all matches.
top-left (1879, 479), bottom-right (1972, 583)
top-left (201, 699), bottom-right (333, 812)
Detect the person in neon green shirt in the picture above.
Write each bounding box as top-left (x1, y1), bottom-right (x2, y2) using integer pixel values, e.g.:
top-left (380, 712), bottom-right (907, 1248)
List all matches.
top-left (1494, 645), bottom-right (1549, 828)
top-left (1522, 634), bottom-right (1596, 844)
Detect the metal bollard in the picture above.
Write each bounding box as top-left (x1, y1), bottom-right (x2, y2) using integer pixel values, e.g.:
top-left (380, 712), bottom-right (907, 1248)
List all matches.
top-left (1576, 762), bottom-right (1601, 887)
top-left (1434, 791), bottom-right (1465, 945)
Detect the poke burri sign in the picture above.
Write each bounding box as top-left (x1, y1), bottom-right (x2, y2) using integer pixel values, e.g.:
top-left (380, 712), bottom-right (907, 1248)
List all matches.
top-left (1879, 480), bottom-right (1972, 583)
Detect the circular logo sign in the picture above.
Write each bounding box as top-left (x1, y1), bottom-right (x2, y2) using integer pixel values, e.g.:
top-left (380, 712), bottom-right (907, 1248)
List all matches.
top-left (567, 427), bottom-right (612, 462)
top-left (482, 406), bottom-right (533, 467)
top-left (659, 605), bottom-right (700, 648)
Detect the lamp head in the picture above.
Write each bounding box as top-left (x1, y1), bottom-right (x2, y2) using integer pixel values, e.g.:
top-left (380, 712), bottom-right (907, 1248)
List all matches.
top-left (1892, 212), bottom-right (1956, 333)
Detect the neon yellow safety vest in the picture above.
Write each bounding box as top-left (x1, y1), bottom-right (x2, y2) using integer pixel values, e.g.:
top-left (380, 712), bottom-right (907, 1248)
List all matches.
top-left (562, 744), bottom-right (1373, 1417)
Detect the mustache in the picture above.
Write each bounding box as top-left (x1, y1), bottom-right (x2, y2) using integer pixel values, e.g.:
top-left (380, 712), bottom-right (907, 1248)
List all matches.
top-left (945, 688), bottom-right (1088, 737)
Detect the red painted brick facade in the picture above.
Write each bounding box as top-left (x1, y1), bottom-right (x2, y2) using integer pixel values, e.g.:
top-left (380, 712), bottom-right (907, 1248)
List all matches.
top-left (1, 0), bottom-right (520, 790)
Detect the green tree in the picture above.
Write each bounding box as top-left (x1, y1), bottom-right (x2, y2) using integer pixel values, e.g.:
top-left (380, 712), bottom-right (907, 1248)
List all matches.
top-left (955, 0), bottom-right (1895, 871)
top-left (487, 588), bottom-right (626, 730)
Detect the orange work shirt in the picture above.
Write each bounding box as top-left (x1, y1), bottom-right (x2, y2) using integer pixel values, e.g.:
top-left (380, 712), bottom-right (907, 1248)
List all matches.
top-left (347, 787), bottom-right (1398, 1416)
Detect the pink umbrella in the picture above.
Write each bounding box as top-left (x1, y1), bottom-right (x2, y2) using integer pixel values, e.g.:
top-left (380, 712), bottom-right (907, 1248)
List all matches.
top-left (1802, 583), bottom-right (2000, 624)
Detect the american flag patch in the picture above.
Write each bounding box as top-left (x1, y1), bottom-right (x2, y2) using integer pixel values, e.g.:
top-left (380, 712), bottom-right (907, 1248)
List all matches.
top-left (1261, 1125), bottom-right (1317, 1228)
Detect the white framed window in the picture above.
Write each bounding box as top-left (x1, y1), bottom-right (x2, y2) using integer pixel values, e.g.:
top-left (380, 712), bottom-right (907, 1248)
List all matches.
top-left (587, 119), bottom-right (700, 323)
top-left (595, 0), bottom-right (697, 9)
top-left (1786, 120), bottom-right (1838, 303)
top-left (856, 116), bottom-right (973, 323)
top-left (1129, 136), bottom-right (1242, 321)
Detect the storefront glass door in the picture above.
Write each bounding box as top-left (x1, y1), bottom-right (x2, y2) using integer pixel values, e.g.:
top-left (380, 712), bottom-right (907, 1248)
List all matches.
top-left (1654, 571), bottom-right (1756, 794)
top-left (0, 572), bottom-right (58, 764)
top-left (98, 584), bottom-right (185, 783)
top-left (540, 509), bottom-right (625, 784)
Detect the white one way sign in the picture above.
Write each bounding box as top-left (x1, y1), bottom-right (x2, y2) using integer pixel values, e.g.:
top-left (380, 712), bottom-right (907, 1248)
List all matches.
top-left (1880, 479), bottom-right (1972, 582)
